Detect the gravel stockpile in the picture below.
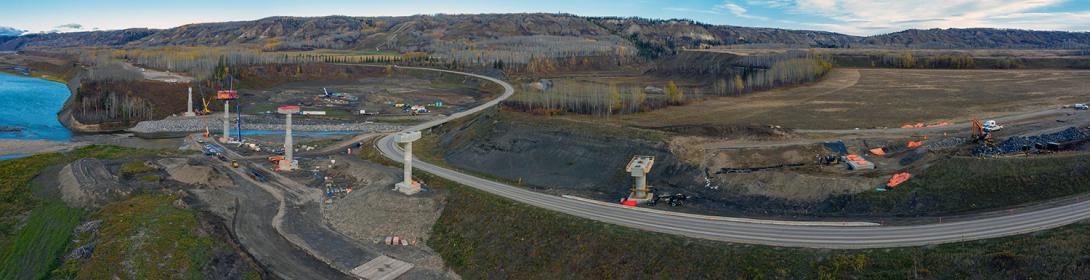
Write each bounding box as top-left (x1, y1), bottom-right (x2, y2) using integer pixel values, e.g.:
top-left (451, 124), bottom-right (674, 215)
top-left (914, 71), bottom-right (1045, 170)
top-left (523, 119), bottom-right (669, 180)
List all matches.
top-left (924, 137), bottom-right (967, 151)
top-left (129, 115), bottom-right (403, 134)
top-left (974, 127), bottom-right (1090, 155)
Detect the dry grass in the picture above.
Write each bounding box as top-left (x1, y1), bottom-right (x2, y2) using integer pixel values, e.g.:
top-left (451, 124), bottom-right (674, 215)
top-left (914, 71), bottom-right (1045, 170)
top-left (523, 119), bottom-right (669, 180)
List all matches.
top-left (607, 68), bottom-right (1090, 129)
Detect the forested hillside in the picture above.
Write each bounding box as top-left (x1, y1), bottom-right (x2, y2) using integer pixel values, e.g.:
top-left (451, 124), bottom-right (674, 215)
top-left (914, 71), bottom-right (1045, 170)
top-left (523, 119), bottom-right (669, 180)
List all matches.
top-left (865, 28), bottom-right (1090, 49)
top-left (8, 13), bottom-right (1090, 57)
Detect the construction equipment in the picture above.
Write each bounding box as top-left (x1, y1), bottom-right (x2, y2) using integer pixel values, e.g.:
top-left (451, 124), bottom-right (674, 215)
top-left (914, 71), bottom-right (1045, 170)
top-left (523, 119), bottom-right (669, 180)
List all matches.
top-left (982, 120), bottom-right (1003, 132)
top-left (646, 192), bottom-right (689, 207)
top-left (268, 155), bottom-right (284, 163)
top-left (971, 118), bottom-right (995, 145)
top-left (231, 161), bottom-right (240, 168)
top-left (818, 155), bottom-right (841, 165)
top-left (247, 168), bottom-right (268, 182)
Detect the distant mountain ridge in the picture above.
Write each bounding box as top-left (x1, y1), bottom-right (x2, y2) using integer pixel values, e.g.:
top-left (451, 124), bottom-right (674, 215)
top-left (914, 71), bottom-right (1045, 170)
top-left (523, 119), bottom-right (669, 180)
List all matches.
top-left (3, 14), bottom-right (1089, 52)
top-left (0, 26), bottom-right (24, 36)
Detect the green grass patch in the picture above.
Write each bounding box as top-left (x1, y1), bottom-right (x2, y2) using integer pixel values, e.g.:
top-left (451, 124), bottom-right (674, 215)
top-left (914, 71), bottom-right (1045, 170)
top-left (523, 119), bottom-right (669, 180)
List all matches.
top-left (139, 175), bottom-right (162, 183)
top-left (119, 160), bottom-right (155, 175)
top-left (825, 154), bottom-right (1090, 216)
top-left (0, 145), bottom-right (165, 244)
top-left (0, 145), bottom-right (171, 279)
top-left (75, 194), bottom-right (223, 279)
top-left (0, 200), bottom-right (83, 280)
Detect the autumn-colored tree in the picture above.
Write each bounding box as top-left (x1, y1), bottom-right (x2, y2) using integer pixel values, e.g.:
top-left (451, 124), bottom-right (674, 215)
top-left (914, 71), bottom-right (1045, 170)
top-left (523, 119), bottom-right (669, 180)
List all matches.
top-left (609, 83), bottom-right (622, 113)
top-left (900, 52), bottom-right (916, 68)
top-left (733, 74), bottom-right (745, 94)
top-left (666, 81), bottom-right (683, 104)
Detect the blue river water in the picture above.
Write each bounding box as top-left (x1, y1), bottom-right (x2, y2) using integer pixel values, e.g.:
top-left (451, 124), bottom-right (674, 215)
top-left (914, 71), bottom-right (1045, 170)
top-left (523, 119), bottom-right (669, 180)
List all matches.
top-left (0, 73), bottom-right (72, 141)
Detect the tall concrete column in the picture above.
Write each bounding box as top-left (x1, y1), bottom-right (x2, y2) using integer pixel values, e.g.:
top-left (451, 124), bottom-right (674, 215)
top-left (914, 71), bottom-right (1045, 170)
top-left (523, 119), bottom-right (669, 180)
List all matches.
top-left (183, 87), bottom-right (196, 117)
top-left (277, 106), bottom-right (300, 171)
top-left (402, 141), bottom-right (412, 184)
top-left (394, 131), bottom-right (422, 195)
top-left (222, 100), bottom-right (231, 142)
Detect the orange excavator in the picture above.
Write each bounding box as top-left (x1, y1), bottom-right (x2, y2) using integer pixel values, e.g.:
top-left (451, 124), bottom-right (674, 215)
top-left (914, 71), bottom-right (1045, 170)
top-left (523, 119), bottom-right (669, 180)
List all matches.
top-left (971, 118), bottom-right (994, 145)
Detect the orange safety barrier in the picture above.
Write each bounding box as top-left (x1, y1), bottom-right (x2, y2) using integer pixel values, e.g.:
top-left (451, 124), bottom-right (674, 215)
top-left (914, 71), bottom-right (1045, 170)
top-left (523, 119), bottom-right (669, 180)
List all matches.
top-left (886, 173), bottom-right (912, 187)
top-left (869, 148), bottom-right (886, 156)
top-left (907, 141), bottom-right (924, 149)
top-left (927, 122), bottom-right (951, 127)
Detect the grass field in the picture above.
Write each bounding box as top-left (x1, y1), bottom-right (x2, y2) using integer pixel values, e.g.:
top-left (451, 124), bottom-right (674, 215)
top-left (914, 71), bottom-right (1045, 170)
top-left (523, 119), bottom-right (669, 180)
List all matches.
top-left (0, 146), bottom-right (170, 279)
top-left (605, 68), bottom-right (1090, 129)
top-left (66, 194), bottom-right (225, 279)
top-left (0, 200), bottom-right (83, 280)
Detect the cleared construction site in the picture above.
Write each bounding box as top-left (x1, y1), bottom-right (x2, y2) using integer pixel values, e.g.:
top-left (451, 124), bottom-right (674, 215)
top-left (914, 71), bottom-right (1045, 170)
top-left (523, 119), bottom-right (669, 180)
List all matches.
top-left (422, 67), bottom-right (1090, 220)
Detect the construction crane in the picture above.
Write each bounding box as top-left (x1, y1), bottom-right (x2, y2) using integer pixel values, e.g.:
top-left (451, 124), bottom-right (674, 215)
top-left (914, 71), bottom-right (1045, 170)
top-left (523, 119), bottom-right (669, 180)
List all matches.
top-left (197, 87), bottom-right (213, 138)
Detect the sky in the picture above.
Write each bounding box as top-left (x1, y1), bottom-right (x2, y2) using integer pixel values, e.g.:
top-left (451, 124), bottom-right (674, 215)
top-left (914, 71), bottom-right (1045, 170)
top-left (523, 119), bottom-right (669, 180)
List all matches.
top-left (3, 0), bottom-right (1090, 36)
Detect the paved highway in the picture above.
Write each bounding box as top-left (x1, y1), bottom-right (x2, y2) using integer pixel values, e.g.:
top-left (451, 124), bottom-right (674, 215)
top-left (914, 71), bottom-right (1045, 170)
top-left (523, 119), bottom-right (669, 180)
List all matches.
top-left (376, 66), bottom-right (1090, 249)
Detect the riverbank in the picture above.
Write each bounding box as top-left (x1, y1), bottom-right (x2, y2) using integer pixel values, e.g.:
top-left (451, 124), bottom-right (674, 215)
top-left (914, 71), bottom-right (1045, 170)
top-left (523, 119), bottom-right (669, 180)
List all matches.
top-left (0, 139), bottom-right (85, 159)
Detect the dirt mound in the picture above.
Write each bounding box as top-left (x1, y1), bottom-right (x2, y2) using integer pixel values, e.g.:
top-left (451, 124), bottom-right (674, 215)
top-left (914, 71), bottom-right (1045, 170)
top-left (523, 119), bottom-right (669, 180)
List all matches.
top-left (59, 159), bottom-right (135, 208)
top-left (157, 158), bottom-right (232, 188)
top-left (713, 172), bottom-right (883, 202)
top-left (706, 144), bottom-right (827, 169)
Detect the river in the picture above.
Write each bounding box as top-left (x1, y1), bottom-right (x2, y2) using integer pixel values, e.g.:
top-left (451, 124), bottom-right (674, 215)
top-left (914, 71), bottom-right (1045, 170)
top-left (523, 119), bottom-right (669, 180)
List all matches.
top-left (0, 73), bottom-right (71, 141)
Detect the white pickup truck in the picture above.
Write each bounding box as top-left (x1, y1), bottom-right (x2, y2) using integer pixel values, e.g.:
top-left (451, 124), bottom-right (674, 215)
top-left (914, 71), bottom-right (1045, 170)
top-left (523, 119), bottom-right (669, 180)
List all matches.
top-left (1075, 103), bottom-right (1089, 110)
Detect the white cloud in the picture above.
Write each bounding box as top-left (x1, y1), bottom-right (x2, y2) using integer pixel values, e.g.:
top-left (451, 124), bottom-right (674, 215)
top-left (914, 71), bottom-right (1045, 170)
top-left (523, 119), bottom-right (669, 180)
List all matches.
top-left (745, 0), bottom-right (1089, 35)
top-left (714, 2), bottom-right (769, 20)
